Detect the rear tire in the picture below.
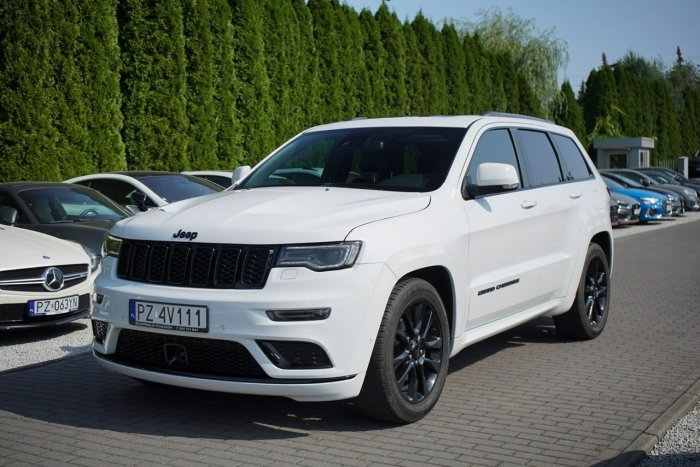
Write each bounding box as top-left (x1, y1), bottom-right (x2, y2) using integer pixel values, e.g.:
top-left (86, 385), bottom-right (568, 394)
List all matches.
top-left (554, 243), bottom-right (610, 339)
top-left (356, 278), bottom-right (450, 423)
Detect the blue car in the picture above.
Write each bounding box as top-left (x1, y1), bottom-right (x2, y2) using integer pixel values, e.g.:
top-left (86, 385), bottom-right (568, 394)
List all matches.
top-left (602, 176), bottom-right (664, 222)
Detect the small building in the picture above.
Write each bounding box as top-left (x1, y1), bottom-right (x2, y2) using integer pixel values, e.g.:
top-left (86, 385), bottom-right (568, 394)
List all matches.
top-left (592, 137), bottom-right (655, 169)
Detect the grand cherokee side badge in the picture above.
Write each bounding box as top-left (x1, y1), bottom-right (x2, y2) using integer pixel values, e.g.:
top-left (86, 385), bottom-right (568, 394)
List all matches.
top-left (172, 229), bottom-right (198, 241)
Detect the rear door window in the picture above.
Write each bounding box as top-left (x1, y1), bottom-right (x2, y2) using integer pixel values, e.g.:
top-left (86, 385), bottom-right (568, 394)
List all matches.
top-left (515, 130), bottom-right (563, 188)
top-left (551, 134), bottom-right (592, 181)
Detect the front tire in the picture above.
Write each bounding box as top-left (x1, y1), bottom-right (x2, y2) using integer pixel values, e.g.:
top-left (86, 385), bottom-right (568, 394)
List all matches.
top-left (554, 243), bottom-right (610, 339)
top-left (356, 278), bottom-right (450, 423)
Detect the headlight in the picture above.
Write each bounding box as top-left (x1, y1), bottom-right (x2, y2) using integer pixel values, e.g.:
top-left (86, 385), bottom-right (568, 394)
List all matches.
top-left (82, 245), bottom-right (99, 272)
top-left (103, 234), bottom-right (122, 258)
top-left (276, 241), bottom-right (362, 271)
top-left (640, 197), bottom-right (658, 204)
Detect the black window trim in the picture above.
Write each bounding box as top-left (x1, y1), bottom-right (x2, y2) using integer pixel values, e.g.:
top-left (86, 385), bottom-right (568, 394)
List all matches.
top-left (549, 131), bottom-right (595, 182)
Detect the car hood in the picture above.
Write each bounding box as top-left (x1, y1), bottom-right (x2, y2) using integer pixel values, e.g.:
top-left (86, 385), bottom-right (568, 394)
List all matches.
top-left (111, 187), bottom-right (431, 244)
top-left (0, 225), bottom-right (87, 271)
top-left (29, 220), bottom-right (118, 256)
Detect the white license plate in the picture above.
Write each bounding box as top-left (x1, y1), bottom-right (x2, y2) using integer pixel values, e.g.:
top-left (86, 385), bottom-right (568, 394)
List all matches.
top-left (129, 300), bottom-right (208, 332)
top-left (28, 295), bottom-right (79, 316)
top-left (633, 208), bottom-right (641, 215)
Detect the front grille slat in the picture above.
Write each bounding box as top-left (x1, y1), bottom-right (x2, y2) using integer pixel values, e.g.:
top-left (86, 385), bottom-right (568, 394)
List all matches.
top-left (117, 240), bottom-right (275, 289)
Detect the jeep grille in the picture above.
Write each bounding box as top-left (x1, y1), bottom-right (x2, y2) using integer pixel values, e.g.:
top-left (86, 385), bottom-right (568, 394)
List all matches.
top-left (116, 240), bottom-right (276, 289)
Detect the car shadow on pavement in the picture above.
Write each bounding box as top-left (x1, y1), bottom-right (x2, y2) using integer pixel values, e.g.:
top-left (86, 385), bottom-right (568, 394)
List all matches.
top-left (447, 316), bottom-right (569, 374)
top-left (0, 317), bottom-right (574, 441)
top-left (0, 321), bottom-right (88, 347)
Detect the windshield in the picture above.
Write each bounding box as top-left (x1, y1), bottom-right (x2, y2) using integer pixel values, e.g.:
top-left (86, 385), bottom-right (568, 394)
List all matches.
top-left (137, 174), bottom-right (223, 203)
top-left (19, 185), bottom-right (129, 223)
top-left (239, 127), bottom-right (468, 192)
top-left (609, 173), bottom-right (644, 189)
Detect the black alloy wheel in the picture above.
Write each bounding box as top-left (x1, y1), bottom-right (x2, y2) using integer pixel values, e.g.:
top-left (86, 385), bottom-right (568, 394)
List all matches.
top-left (393, 298), bottom-right (444, 404)
top-left (554, 243), bottom-right (611, 340)
top-left (356, 278), bottom-right (450, 423)
top-left (583, 256), bottom-right (608, 328)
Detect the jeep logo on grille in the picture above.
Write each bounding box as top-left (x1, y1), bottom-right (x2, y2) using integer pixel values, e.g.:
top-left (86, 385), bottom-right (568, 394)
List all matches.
top-left (172, 229), bottom-right (198, 241)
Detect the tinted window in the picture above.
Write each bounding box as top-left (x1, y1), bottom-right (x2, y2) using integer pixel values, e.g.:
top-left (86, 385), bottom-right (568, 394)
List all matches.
top-left (240, 127), bottom-right (467, 192)
top-left (466, 129), bottom-right (520, 187)
top-left (551, 134), bottom-right (591, 180)
top-left (517, 130), bottom-right (563, 187)
top-left (85, 179), bottom-right (143, 208)
top-left (137, 175), bottom-right (222, 203)
top-left (0, 191), bottom-right (29, 223)
top-left (17, 186), bottom-right (128, 223)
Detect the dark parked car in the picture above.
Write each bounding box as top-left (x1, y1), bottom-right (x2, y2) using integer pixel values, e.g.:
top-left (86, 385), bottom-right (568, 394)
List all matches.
top-left (601, 171), bottom-right (682, 216)
top-left (601, 175), bottom-right (665, 222)
top-left (610, 192), bottom-right (640, 226)
top-left (636, 167), bottom-right (700, 198)
top-left (0, 182), bottom-right (132, 263)
top-left (607, 169), bottom-right (699, 211)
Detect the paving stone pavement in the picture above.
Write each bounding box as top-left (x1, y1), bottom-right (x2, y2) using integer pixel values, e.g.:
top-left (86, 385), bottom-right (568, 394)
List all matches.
top-left (0, 220), bottom-right (699, 466)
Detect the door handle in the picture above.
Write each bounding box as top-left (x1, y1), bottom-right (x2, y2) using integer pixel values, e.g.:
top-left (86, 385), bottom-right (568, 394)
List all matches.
top-left (570, 191), bottom-right (582, 199)
top-left (521, 200), bottom-right (537, 209)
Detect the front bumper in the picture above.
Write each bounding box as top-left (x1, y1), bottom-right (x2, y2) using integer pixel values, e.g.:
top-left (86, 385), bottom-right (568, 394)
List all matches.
top-left (91, 257), bottom-right (396, 401)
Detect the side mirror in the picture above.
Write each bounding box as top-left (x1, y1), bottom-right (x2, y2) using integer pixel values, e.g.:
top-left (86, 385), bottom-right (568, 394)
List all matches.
top-left (231, 166), bottom-right (251, 186)
top-left (641, 178), bottom-right (650, 186)
top-left (463, 163), bottom-right (520, 199)
top-left (129, 191), bottom-right (149, 212)
top-left (0, 206), bottom-right (18, 225)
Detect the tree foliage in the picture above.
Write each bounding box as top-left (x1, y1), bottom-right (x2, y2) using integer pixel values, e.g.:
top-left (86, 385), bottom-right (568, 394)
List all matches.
top-left (9, 1), bottom-right (698, 180)
top-left (119, 0), bottom-right (189, 171)
top-left (461, 7), bottom-right (568, 118)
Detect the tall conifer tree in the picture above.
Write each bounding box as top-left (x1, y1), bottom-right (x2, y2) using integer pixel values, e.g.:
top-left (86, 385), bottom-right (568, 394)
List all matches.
top-left (336, 3), bottom-right (369, 119)
top-left (231, 0), bottom-right (275, 163)
top-left (359, 9), bottom-right (388, 117)
top-left (291, 0), bottom-right (321, 128)
top-left (553, 81), bottom-right (586, 142)
top-left (119, 0), bottom-right (189, 170)
top-left (411, 13), bottom-right (448, 115)
top-left (403, 22), bottom-right (425, 115)
top-left (308, 0), bottom-right (343, 122)
top-left (184, 0), bottom-right (217, 170)
top-left (81, 0), bottom-right (126, 172)
top-left (375, 4), bottom-right (407, 116)
top-left (50, 0), bottom-right (92, 178)
top-left (442, 23), bottom-right (468, 115)
top-left (0, 0), bottom-right (60, 181)
top-left (209, 0), bottom-right (241, 167)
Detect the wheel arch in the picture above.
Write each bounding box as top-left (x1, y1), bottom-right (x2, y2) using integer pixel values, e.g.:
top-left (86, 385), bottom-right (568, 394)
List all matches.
top-left (590, 230), bottom-right (613, 272)
top-left (399, 266), bottom-right (456, 344)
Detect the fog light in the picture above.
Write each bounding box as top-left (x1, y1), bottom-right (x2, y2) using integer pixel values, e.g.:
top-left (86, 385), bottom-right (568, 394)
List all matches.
top-left (265, 308), bottom-right (331, 322)
top-left (95, 293), bottom-right (104, 304)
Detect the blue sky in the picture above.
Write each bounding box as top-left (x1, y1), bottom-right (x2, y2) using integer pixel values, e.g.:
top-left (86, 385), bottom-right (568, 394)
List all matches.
top-left (344, 0), bottom-right (700, 87)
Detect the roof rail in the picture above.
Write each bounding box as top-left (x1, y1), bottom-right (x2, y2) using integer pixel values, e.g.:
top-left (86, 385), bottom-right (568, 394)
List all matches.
top-left (481, 111), bottom-right (552, 123)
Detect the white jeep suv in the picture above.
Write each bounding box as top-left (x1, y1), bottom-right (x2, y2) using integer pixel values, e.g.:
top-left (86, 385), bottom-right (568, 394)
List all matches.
top-left (93, 114), bottom-right (613, 423)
